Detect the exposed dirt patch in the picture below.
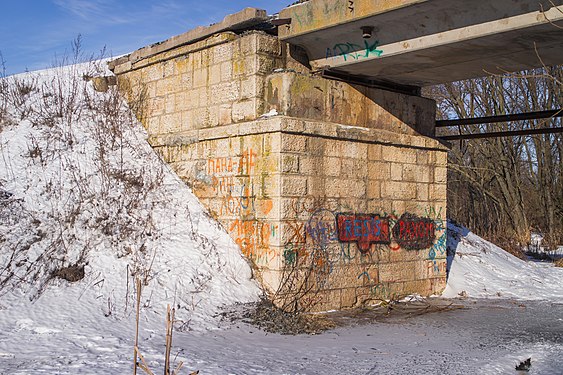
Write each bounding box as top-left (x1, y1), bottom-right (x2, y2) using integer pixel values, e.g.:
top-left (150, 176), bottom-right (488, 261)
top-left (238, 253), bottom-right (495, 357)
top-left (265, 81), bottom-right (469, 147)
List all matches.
top-left (53, 264), bottom-right (85, 282)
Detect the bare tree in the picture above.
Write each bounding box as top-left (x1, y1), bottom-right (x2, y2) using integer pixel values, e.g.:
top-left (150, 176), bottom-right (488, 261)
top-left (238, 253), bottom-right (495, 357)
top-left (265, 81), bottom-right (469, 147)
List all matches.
top-left (428, 66), bottom-right (562, 252)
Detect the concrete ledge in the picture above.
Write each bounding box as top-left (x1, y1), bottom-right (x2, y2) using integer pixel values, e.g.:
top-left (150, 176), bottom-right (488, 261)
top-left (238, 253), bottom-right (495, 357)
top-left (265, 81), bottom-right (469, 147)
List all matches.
top-left (109, 7), bottom-right (268, 72)
top-left (148, 116), bottom-right (449, 151)
top-left (112, 33), bottom-right (237, 74)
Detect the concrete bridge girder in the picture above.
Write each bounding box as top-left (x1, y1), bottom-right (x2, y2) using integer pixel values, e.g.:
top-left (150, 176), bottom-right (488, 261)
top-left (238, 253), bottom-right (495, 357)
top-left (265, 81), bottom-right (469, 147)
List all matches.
top-left (279, 0), bottom-right (563, 86)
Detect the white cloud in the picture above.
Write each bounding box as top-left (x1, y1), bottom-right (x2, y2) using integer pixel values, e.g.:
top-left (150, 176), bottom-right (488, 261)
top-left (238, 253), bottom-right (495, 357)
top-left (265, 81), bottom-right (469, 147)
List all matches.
top-left (53, 0), bottom-right (109, 19)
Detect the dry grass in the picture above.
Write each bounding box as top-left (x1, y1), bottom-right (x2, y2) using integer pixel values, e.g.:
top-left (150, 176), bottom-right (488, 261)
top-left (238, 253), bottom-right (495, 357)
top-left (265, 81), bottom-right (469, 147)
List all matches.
top-left (554, 259), bottom-right (563, 267)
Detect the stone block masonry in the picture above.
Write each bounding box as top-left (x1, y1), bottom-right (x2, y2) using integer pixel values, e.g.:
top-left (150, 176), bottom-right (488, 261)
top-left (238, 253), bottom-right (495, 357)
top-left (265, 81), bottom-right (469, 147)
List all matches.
top-left (110, 8), bottom-right (449, 312)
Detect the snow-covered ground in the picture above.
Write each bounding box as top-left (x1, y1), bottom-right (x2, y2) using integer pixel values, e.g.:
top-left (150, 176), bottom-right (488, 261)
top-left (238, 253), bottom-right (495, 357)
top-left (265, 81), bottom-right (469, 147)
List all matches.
top-left (444, 222), bottom-right (563, 301)
top-left (1, 64), bottom-right (562, 374)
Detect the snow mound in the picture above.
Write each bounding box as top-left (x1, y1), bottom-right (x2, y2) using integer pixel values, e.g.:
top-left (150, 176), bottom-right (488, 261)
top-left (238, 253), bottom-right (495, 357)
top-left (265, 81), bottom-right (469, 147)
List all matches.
top-left (443, 222), bottom-right (563, 300)
top-left (0, 61), bottom-right (261, 331)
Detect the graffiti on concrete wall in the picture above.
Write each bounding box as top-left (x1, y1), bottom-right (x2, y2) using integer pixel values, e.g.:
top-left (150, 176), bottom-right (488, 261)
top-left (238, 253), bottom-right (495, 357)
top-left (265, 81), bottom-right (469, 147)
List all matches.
top-left (207, 148), bottom-right (255, 176)
top-left (424, 206), bottom-right (447, 276)
top-left (277, 202), bottom-right (446, 309)
top-left (229, 219), bottom-right (278, 263)
top-left (203, 147), bottom-right (278, 265)
top-left (333, 212), bottom-right (437, 252)
top-left (336, 214), bottom-right (391, 253)
top-left (325, 40), bottom-right (383, 62)
top-left (207, 148), bottom-right (260, 216)
top-left (391, 213), bottom-right (436, 250)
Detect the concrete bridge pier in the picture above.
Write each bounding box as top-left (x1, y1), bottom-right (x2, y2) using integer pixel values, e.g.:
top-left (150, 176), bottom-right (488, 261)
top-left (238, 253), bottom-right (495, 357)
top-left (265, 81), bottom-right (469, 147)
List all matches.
top-left (109, 10), bottom-right (448, 311)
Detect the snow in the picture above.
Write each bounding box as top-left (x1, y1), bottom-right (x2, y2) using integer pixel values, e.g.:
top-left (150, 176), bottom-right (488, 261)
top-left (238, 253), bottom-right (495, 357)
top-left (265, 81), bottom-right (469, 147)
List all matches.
top-left (444, 221), bottom-right (563, 300)
top-left (1, 63), bottom-right (562, 374)
top-left (0, 61), bottom-right (261, 332)
top-left (260, 108), bottom-right (278, 118)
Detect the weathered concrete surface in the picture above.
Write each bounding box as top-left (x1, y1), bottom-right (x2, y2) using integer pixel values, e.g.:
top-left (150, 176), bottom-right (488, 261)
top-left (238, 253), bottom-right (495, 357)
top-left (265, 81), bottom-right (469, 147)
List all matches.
top-left (108, 7), bottom-right (269, 73)
top-left (279, 0), bottom-right (563, 86)
top-left (265, 71), bottom-right (436, 136)
top-left (111, 24), bottom-right (448, 312)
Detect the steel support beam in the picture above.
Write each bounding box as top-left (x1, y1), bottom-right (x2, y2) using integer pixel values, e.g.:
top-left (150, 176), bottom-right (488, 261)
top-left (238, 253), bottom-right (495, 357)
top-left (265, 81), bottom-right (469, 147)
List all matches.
top-left (436, 109), bottom-right (562, 127)
top-left (439, 126), bottom-right (563, 141)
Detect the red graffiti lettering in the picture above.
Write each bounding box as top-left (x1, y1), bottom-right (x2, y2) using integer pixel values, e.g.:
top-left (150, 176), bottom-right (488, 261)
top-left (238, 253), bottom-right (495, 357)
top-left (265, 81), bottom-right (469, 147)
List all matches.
top-left (336, 214), bottom-right (390, 253)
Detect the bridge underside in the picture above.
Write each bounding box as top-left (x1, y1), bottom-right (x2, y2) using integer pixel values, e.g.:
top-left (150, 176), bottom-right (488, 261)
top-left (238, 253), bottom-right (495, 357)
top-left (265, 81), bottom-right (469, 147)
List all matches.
top-left (279, 0), bottom-right (563, 87)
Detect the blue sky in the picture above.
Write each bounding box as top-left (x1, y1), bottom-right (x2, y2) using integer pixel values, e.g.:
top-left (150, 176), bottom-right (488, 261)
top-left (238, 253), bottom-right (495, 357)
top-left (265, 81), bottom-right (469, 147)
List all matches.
top-left (0, 1), bottom-right (290, 75)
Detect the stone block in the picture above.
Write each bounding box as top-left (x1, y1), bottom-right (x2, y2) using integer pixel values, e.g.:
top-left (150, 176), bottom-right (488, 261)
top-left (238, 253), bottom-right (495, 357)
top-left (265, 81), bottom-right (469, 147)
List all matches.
top-left (218, 104), bottom-right (232, 125)
top-left (163, 60), bottom-right (175, 77)
top-left (149, 97), bottom-right (165, 117)
top-left (232, 99), bottom-right (258, 122)
top-left (434, 166), bottom-right (447, 184)
top-left (210, 81), bottom-right (240, 105)
top-left (367, 180), bottom-right (381, 199)
top-left (156, 76), bottom-right (179, 95)
top-left (263, 132), bottom-right (282, 153)
top-left (416, 183), bottom-right (429, 201)
top-left (279, 220), bottom-right (307, 245)
top-left (381, 181), bottom-right (417, 200)
top-left (240, 75), bottom-right (265, 100)
top-left (239, 33), bottom-right (258, 56)
top-left (281, 134), bottom-right (307, 153)
top-left (340, 288), bottom-right (358, 309)
top-left (416, 258), bottom-right (447, 280)
top-left (324, 141), bottom-right (342, 157)
top-left (391, 200), bottom-right (406, 214)
top-left (429, 184), bottom-right (447, 201)
top-left (262, 174), bottom-right (281, 197)
top-left (207, 105), bottom-right (220, 128)
top-left (220, 61), bottom-right (233, 82)
top-left (257, 34), bottom-right (282, 55)
top-left (382, 147), bottom-right (418, 164)
top-left (211, 42), bottom-right (234, 65)
top-left (281, 175), bottom-right (308, 196)
top-left (367, 144), bottom-right (382, 161)
top-left (403, 279), bottom-right (433, 296)
top-left (260, 269), bottom-right (283, 294)
top-left (193, 68), bottom-right (209, 88)
top-left (435, 151), bottom-right (448, 166)
top-left (145, 64), bottom-right (163, 82)
top-left (342, 142), bottom-right (368, 159)
top-left (323, 157), bottom-right (341, 177)
top-left (368, 161), bottom-right (390, 180)
top-left (209, 64), bottom-right (222, 85)
top-left (416, 149), bottom-right (429, 164)
top-left (403, 164), bottom-right (431, 183)
top-left (379, 261), bottom-right (417, 283)
top-left (165, 94), bottom-right (175, 114)
top-left (341, 158), bottom-right (368, 179)
top-left (192, 107), bottom-right (211, 128)
top-left (185, 87), bottom-right (201, 109)
top-left (390, 163), bottom-right (403, 181)
top-left (174, 92), bottom-right (188, 112)
top-left (281, 154), bottom-right (300, 173)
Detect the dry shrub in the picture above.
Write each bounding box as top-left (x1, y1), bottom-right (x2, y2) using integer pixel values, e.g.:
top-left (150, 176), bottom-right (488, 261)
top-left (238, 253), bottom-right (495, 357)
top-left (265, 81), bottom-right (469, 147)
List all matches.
top-left (0, 38), bottom-right (166, 300)
top-left (494, 235), bottom-right (527, 260)
top-left (242, 299), bottom-right (335, 335)
top-left (554, 259), bottom-right (563, 267)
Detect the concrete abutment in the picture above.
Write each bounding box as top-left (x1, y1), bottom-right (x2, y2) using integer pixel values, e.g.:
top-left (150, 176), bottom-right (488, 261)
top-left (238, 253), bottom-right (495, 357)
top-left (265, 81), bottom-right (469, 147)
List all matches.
top-left (110, 13), bottom-right (448, 312)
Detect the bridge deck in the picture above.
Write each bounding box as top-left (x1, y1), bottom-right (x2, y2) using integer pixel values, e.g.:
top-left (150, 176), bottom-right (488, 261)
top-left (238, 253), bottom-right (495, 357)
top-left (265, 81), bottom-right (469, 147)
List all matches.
top-left (279, 0), bottom-right (563, 86)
